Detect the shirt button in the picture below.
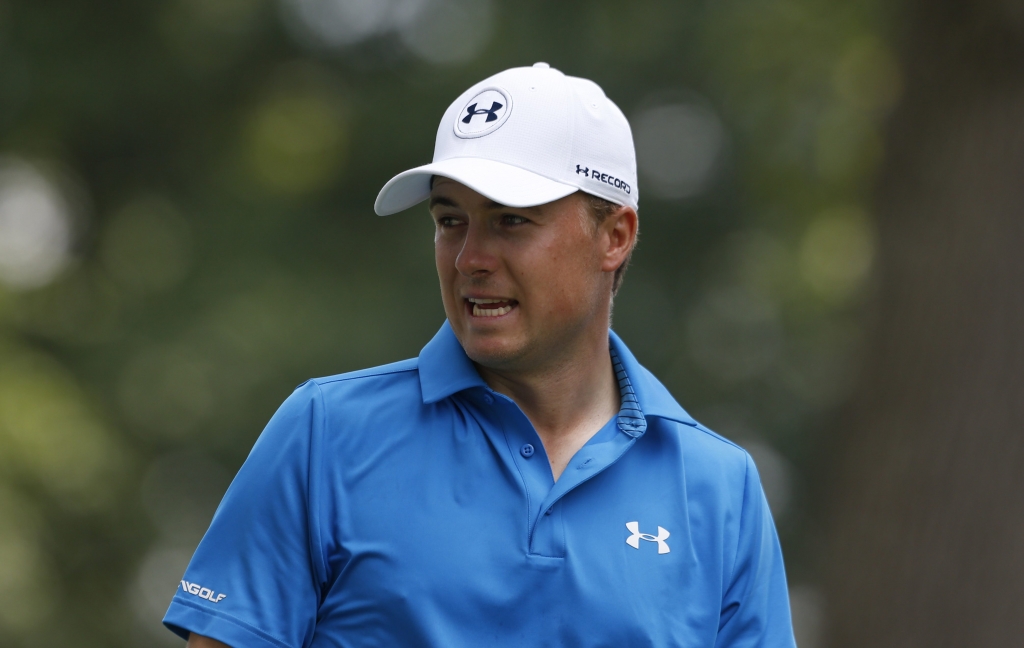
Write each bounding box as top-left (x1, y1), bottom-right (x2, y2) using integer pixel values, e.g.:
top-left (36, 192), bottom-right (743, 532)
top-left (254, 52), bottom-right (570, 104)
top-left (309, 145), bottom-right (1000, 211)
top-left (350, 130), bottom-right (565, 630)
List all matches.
top-left (520, 443), bottom-right (535, 458)
top-left (483, 394), bottom-right (494, 405)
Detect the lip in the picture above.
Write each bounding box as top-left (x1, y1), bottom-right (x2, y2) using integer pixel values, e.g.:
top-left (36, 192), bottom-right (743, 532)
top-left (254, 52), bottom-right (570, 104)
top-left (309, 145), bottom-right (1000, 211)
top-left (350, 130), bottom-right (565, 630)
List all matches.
top-left (463, 296), bottom-right (519, 319)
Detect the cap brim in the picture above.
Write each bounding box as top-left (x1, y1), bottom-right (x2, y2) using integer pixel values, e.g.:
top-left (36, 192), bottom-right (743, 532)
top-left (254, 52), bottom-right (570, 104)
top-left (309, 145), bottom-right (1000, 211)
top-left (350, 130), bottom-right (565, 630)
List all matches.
top-left (374, 157), bottom-right (579, 216)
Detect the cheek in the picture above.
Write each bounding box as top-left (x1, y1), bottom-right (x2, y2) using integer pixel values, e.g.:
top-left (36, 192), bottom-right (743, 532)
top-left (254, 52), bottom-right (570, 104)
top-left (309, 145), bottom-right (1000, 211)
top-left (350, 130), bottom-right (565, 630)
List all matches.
top-left (520, 243), bottom-right (597, 312)
top-left (434, 244), bottom-right (458, 303)
top-left (434, 240), bottom-right (456, 278)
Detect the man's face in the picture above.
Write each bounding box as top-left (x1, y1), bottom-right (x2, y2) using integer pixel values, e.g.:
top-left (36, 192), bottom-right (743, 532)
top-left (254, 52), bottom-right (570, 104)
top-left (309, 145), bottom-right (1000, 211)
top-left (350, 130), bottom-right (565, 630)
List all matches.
top-left (430, 178), bottom-right (619, 373)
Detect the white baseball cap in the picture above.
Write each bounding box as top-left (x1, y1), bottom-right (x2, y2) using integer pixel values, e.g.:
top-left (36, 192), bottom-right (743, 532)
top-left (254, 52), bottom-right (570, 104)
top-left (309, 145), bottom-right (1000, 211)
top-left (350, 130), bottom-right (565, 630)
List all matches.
top-left (374, 62), bottom-right (638, 216)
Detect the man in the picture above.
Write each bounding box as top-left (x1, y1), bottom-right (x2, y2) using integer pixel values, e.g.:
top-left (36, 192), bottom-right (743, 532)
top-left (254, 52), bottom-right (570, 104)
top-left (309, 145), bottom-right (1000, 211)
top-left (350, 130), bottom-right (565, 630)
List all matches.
top-left (165, 63), bottom-right (796, 647)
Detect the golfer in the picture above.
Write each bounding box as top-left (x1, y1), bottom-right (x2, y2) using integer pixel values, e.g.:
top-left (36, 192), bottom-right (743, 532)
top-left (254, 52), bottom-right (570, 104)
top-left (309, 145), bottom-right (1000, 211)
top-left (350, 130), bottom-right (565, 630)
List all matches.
top-left (165, 63), bottom-right (796, 647)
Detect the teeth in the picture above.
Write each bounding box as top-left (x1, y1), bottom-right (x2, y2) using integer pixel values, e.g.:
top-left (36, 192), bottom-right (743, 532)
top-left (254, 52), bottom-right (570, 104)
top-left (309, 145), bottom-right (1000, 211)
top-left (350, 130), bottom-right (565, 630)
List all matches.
top-left (468, 298), bottom-right (507, 304)
top-left (472, 303), bottom-right (514, 317)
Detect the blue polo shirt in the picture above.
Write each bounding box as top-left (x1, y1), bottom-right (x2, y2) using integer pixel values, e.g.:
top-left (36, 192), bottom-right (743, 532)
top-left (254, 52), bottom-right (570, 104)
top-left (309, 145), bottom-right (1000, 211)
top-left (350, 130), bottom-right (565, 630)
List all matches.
top-left (164, 322), bottom-right (795, 647)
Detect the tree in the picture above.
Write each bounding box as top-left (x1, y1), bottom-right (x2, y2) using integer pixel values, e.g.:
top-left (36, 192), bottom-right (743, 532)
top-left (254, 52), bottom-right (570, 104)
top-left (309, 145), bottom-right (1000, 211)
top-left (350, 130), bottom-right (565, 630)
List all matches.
top-left (823, 1), bottom-right (1024, 645)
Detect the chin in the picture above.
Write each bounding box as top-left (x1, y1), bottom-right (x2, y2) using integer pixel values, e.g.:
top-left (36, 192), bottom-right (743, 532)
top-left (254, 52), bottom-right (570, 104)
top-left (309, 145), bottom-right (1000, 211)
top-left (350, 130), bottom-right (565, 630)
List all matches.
top-left (459, 332), bottom-right (528, 370)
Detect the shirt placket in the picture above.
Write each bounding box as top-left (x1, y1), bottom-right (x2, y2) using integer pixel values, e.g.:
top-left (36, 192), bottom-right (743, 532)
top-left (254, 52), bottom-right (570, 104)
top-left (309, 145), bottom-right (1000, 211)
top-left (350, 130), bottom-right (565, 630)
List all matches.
top-left (480, 391), bottom-right (558, 557)
top-left (485, 394), bottom-right (642, 559)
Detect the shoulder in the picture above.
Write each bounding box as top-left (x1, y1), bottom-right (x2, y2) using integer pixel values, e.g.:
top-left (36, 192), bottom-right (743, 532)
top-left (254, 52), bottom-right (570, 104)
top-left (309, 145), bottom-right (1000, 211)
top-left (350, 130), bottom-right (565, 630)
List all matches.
top-left (271, 358), bottom-right (424, 430)
top-left (270, 358), bottom-right (432, 463)
top-left (311, 357), bottom-right (420, 387)
top-left (623, 353), bottom-right (751, 483)
top-left (303, 357), bottom-right (421, 402)
top-left (288, 358), bottom-right (435, 435)
top-left (683, 421), bottom-right (748, 461)
top-left (654, 416), bottom-right (752, 486)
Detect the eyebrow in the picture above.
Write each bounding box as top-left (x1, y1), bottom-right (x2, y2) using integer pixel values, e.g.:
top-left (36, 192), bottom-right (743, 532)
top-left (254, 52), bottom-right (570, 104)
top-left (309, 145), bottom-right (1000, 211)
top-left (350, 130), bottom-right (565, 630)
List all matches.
top-left (427, 195), bottom-right (541, 215)
top-left (428, 196), bottom-right (459, 210)
top-left (486, 200), bottom-right (542, 214)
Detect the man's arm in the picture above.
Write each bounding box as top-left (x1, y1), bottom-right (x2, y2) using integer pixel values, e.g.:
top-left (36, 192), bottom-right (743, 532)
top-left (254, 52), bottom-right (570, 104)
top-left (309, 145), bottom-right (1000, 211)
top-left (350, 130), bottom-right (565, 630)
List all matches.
top-left (162, 381), bottom-right (326, 646)
top-left (713, 451), bottom-right (796, 647)
top-left (187, 633), bottom-right (231, 648)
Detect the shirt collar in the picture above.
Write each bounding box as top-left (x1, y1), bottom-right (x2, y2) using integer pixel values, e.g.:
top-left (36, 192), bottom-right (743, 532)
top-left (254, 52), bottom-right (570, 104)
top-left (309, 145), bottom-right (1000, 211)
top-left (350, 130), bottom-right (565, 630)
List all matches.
top-left (417, 321), bottom-right (695, 427)
top-left (607, 328), bottom-right (696, 425)
top-left (418, 320), bottom-right (489, 403)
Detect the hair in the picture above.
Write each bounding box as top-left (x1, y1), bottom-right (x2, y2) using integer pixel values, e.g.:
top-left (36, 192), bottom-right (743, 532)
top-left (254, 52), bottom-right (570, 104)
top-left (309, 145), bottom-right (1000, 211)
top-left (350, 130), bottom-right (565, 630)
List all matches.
top-left (578, 192), bottom-right (635, 296)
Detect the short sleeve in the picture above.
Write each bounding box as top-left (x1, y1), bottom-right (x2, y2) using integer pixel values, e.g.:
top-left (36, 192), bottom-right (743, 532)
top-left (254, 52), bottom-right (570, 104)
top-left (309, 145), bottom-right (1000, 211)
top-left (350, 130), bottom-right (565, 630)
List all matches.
top-left (715, 452), bottom-right (797, 648)
top-left (163, 380), bottom-right (327, 648)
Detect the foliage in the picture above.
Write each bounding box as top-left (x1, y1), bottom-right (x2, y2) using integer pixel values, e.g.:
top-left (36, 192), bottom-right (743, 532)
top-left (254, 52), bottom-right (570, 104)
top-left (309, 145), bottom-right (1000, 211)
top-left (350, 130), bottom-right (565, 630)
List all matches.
top-left (0, 0), bottom-right (897, 644)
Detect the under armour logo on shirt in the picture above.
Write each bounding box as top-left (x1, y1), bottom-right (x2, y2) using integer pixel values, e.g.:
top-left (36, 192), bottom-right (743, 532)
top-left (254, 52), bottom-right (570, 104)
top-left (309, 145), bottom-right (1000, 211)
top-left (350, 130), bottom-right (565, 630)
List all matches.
top-left (462, 101), bottom-right (504, 124)
top-left (626, 521), bottom-right (670, 554)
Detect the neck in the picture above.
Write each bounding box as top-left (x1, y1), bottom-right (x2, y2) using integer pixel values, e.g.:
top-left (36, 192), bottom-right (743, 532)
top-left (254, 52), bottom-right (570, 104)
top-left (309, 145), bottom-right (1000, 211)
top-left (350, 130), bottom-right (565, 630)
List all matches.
top-left (475, 324), bottom-right (621, 481)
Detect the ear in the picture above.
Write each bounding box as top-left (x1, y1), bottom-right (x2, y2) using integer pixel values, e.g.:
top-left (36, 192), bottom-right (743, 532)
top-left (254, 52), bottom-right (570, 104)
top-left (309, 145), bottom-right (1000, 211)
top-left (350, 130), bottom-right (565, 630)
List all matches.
top-left (599, 205), bottom-right (638, 273)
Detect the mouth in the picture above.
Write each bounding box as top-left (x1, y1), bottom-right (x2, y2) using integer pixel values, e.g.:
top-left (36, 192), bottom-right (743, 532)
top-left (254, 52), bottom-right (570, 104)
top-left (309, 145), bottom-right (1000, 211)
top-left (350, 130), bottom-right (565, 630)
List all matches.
top-left (465, 297), bottom-right (518, 318)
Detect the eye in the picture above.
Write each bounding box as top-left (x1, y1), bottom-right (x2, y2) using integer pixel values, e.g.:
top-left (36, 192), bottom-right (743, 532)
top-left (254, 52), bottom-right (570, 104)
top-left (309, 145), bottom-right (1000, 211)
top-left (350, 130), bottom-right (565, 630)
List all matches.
top-left (435, 215), bottom-right (464, 228)
top-left (501, 213), bottom-right (530, 226)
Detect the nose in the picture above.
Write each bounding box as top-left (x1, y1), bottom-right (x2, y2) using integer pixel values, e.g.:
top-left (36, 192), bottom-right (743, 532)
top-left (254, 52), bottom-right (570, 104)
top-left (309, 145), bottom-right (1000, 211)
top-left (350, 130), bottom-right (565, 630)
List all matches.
top-left (454, 220), bottom-right (498, 277)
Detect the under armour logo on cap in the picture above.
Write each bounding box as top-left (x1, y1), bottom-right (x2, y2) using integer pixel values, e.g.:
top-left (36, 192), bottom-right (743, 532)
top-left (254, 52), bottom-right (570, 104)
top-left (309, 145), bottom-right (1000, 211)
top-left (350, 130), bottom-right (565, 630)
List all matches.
top-left (626, 521), bottom-right (670, 554)
top-left (455, 87), bottom-right (512, 138)
top-left (463, 101), bottom-right (503, 124)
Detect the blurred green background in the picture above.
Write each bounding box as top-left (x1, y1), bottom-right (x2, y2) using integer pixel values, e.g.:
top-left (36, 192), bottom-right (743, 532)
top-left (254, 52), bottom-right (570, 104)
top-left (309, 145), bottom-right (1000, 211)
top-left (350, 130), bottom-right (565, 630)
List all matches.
top-left (4, 0), bottom-right (1020, 646)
